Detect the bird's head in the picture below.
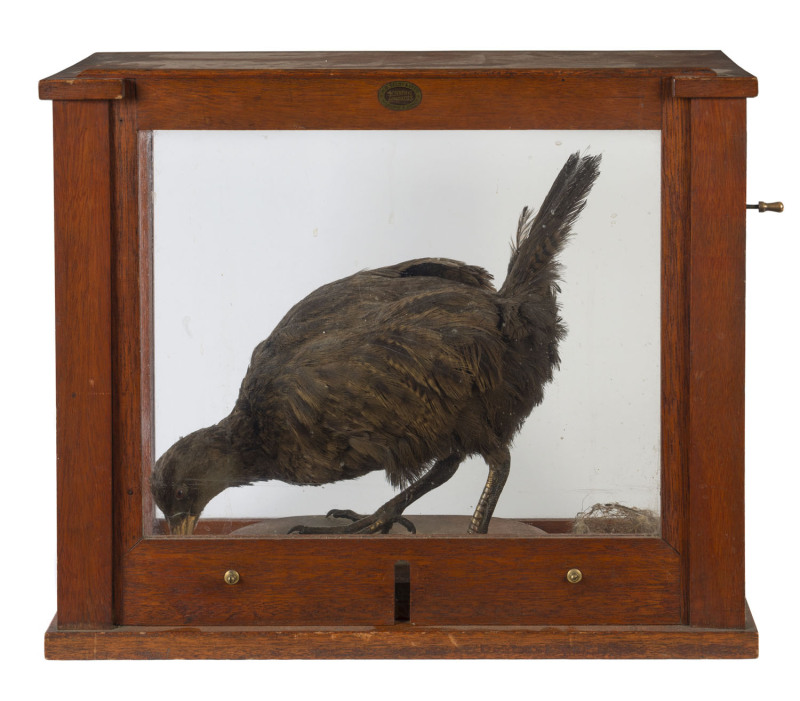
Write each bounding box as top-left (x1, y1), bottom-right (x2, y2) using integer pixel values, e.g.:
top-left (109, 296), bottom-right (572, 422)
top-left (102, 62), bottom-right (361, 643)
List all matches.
top-left (151, 426), bottom-right (251, 535)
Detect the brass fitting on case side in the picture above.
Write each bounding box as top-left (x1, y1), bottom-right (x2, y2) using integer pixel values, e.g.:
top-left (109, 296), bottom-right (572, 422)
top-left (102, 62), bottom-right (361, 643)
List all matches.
top-left (747, 201), bottom-right (784, 213)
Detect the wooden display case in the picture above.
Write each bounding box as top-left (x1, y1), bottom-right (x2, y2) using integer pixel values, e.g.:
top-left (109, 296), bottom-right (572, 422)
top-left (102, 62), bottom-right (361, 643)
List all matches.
top-left (40, 51), bottom-right (759, 659)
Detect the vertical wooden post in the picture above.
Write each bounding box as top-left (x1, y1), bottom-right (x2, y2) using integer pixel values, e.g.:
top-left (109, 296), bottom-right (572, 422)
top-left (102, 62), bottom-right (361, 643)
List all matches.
top-left (661, 90), bottom-right (691, 622)
top-left (688, 98), bottom-right (747, 629)
top-left (53, 100), bottom-right (114, 629)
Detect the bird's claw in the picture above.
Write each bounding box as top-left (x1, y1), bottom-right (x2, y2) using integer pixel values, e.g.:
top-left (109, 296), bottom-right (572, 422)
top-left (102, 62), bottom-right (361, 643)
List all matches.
top-left (288, 510), bottom-right (417, 534)
top-left (387, 516), bottom-right (416, 534)
top-left (326, 508), bottom-right (361, 522)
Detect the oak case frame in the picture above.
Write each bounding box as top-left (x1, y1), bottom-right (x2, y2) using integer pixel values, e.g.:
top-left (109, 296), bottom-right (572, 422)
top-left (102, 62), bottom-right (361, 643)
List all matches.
top-left (40, 52), bottom-right (756, 658)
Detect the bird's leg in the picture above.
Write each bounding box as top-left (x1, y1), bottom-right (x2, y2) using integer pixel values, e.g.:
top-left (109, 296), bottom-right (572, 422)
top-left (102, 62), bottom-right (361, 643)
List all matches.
top-left (288, 453), bottom-right (463, 534)
top-left (468, 448), bottom-right (511, 534)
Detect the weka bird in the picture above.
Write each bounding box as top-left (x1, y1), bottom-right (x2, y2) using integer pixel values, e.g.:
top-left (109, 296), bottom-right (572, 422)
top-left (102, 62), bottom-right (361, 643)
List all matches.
top-left (151, 152), bottom-right (601, 535)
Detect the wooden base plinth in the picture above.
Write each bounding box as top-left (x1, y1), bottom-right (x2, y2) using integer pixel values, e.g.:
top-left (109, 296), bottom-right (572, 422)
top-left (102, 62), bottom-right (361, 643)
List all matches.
top-left (45, 607), bottom-right (757, 660)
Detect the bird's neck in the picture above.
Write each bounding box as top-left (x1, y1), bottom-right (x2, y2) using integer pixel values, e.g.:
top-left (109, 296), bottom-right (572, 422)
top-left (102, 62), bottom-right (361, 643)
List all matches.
top-left (215, 408), bottom-right (278, 485)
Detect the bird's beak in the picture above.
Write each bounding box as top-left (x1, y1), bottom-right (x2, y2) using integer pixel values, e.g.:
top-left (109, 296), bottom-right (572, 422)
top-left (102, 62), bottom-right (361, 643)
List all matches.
top-left (168, 513), bottom-right (199, 535)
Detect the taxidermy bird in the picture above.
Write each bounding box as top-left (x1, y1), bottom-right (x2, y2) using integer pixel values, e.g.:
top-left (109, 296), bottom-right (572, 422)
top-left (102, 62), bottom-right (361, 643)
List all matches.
top-left (151, 152), bottom-right (601, 535)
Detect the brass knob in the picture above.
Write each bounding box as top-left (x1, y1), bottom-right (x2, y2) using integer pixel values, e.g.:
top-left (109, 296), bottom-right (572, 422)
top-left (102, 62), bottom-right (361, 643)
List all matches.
top-left (746, 201), bottom-right (784, 213)
top-left (566, 568), bottom-right (583, 584)
top-left (224, 569), bottom-right (240, 585)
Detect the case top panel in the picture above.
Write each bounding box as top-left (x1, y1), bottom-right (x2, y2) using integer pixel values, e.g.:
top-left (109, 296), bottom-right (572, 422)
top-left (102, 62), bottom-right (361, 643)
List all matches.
top-left (40, 51), bottom-right (756, 100)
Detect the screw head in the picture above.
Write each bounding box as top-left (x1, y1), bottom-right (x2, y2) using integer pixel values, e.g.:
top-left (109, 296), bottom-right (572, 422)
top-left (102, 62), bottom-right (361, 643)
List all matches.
top-left (566, 568), bottom-right (583, 584)
top-left (224, 569), bottom-right (240, 585)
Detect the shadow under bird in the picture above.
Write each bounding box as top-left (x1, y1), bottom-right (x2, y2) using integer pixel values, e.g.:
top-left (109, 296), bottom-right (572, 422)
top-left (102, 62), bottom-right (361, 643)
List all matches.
top-left (151, 152), bottom-right (601, 535)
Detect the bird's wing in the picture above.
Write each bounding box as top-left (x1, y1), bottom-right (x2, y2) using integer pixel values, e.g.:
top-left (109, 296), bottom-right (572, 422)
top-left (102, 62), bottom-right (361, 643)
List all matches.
top-left (377, 258), bottom-right (496, 291)
top-left (242, 274), bottom-right (505, 487)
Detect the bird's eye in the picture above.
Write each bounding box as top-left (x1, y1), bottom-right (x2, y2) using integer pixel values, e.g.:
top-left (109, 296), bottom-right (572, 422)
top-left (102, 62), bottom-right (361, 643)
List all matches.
top-left (175, 485), bottom-right (187, 501)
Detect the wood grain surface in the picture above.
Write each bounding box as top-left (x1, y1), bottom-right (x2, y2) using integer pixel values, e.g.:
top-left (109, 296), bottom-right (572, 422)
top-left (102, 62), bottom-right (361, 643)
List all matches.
top-left (688, 99), bottom-right (747, 629)
top-left (53, 100), bottom-right (114, 629)
top-left (44, 607), bottom-right (758, 660)
top-left (118, 537), bottom-right (680, 626)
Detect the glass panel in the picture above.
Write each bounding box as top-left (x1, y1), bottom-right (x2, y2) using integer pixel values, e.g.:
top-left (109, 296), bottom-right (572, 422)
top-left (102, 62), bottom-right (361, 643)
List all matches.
top-left (148, 130), bottom-right (661, 537)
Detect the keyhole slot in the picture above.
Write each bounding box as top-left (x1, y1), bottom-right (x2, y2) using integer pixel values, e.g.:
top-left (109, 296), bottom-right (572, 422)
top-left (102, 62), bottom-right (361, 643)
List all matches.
top-left (394, 560), bottom-right (411, 623)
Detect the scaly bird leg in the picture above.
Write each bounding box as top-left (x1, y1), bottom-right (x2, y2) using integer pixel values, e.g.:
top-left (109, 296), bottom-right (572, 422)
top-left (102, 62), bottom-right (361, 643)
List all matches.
top-left (288, 453), bottom-right (463, 534)
top-left (468, 448), bottom-right (511, 534)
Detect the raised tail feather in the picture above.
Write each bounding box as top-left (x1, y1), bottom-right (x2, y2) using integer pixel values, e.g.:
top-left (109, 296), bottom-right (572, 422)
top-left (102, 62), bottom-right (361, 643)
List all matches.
top-left (500, 152), bottom-right (601, 298)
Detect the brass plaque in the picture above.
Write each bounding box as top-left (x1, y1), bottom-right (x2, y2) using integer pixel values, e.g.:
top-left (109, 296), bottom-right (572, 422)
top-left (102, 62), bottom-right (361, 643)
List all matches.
top-left (378, 81), bottom-right (422, 111)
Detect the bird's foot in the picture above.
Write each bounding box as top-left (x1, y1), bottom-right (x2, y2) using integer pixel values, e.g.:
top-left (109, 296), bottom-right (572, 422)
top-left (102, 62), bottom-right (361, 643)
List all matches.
top-left (288, 508), bottom-right (416, 535)
top-left (327, 509), bottom-right (417, 533)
